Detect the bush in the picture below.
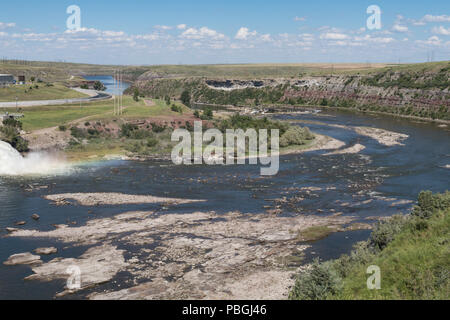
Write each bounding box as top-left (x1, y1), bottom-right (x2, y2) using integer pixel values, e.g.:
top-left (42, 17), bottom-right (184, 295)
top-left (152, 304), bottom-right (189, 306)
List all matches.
top-left (181, 90), bottom-right (191, 107)
top-left (58, 125), bottom-right (67, 132)
top-left (413, 191), bottom-right (450, 219)
top-left (290, 260), bottom-right (342, 300)
top-left (70, 127), bottom-right (87, 139)
top-left (0, 119), bottom-right (28, 152)
top-left (146, 137), bottom-right (158, 147)
top-left (369, 214), bottom-right (409, 250)
top-left (280, 126), bottom-right (314, 147)
top-left (2, 118), bottom-right (22, 129)
top-left (93, 81), bottom-right (106, 91)
top-left (171, 105), bottom-right (183, 113)
top-left (151, 124), bottom-right (166, 133)
top-left (120, 123), bottom-right (152, 139)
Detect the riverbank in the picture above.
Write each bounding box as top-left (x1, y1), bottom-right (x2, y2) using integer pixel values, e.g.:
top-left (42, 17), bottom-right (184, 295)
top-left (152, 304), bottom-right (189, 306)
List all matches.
top-left (289, 191), bottom-right (450, 300)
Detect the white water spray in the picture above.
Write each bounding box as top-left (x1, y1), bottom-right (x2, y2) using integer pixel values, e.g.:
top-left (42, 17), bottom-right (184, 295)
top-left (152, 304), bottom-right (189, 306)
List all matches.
top-left (0, 141), bottom-right (70, 176)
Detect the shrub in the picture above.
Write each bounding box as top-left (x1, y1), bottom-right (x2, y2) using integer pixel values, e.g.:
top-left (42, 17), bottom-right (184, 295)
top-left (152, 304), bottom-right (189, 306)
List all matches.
top-left (280, 126), bottom-right (314, 147)
top-left (413, 191), bottom-right (450, 219)
top-left (2, 118), bottom-right (22, 129)
top-left (290, 260), bottom-right (342, 300)
top-left (146, 137), bottom-right (158, 147)
top-left (120, 123), bottom-right (152, 139)
top-left (93, 81), bottom-right (106, 91)
top-left (181, 90), bottom-right (191, 107)
top-left (369, 214), bottom-right (409, 250)
top-left (151, 124), bottom-right (166, 133)
top-left (58, 125), bottom-right (67, 132)
top-left (70, 127), bottom-right (87, 139)
top-left (171, 105), bottom-right (183, 113)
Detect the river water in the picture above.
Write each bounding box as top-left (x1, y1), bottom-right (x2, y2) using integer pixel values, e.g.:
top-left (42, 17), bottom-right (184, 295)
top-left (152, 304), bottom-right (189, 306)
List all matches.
top-left (0, 108), bottom-right (449, 299)
top-left (83, 75), bottom-right (130, 94)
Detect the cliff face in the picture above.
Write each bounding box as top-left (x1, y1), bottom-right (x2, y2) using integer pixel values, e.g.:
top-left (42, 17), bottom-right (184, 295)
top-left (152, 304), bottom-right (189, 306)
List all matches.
top-left (128, 62), bottom-right (450, 121)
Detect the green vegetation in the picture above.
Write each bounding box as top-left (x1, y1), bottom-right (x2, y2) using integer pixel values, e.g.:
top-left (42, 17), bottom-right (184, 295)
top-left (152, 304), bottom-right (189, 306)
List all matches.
top-left (93, 81), bottom-right (106, 91)
top-left (0, 83), bottom-right (88, 102)
top-left (0, 97), bottom-right (190, 131)
top-left (0, 118), bottom-right (29, 152)
top-left (280, 126), bottom-right (315, 148)
top-left (290, 191), bottom-right (450, 300)
top-left (216, 114), bottom-right (315, 149)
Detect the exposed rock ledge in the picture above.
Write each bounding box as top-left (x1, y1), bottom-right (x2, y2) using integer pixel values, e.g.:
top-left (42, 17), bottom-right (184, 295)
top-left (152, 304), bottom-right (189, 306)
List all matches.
top-left (7, 210), bottom-right (361, 299)
top-left (44, 193), bottom-right (205, 206)
top-left (325, 144), bottom-right (366, 155)
top-left (354, 127), bottom-right (409, 146)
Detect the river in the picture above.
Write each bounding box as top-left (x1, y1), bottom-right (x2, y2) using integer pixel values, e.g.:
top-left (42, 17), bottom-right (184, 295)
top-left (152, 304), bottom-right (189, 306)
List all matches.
top-left (83, 75), bottom-right (130, 94)
top-left (0, 107), bottom-right (449, 299)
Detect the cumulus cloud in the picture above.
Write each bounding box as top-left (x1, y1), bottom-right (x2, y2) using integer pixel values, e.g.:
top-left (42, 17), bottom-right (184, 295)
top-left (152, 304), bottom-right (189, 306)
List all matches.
top-left (181, 27), bottom-right (225, 40)
top-left (392, 24), bottom-right (409, 33)
top-left (319, 32), bottom-right (348, 40)
top-left (177, 24), bottom-right (187, 30)
top-left (294, 16), bottom-right (306, 22)
top-left (0, 22), bottom-right (16, 29)
top-left (154, 25), bottom-right (172, 30)
top-left (416, 35), bottom-right (442, 46)
top-left (421, 14), bottom-right (450, 23)
top-left (432, 26), bottom-right (450, 36)
top-left (235, 27), bottom-right (257, 40)
top-left (260, 34), bottom-right (272, 42)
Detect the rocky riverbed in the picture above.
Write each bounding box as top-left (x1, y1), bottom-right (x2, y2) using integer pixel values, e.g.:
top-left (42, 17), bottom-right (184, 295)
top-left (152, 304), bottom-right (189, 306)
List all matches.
top-left (6, 202), bottom-right (366, 299)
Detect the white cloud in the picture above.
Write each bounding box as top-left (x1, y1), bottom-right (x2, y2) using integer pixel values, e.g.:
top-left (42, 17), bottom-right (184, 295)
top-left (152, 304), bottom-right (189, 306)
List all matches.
top-left (319, 32), bottom-right (348, 40)
top-left (416, 35), bottom-right (442, 46)
top-left (154, 25), bottom-right (172, 30)
top-left (181, 27), bottom-right (225, 40)
top-left (432, 26), bottom-right (450, 36)
top-left (177, 24), bottom-right (187, 30)
top-left (0, 22), bottom-right (16, 29)
top-left (354, 35), bottom-right (395, 44)
top-left (235, 27), bottom-right (257, 40)
top-left (260, 34), bottom-right (272, 42)
top-left (421, 14), bottom-right (450, 23)
top-left (294, 16), bottom-right (306, 22)
top-left (392, 24), bottom-right (409, 33)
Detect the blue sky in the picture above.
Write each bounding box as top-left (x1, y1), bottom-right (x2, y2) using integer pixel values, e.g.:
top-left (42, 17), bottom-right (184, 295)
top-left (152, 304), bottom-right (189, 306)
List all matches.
top-left (0, 0), bottom-right (449, 65)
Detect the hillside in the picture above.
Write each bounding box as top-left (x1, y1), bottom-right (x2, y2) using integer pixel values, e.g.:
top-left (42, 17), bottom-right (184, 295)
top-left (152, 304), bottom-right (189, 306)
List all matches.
top-left (289, 191), bottom-right (450, 300)
top-left (128, 61), bottom-right (450, 121)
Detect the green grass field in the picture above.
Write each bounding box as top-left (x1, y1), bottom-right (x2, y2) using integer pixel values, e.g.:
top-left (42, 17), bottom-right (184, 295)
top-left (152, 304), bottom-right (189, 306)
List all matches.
top-left (0, 97), bottom-right (190, 131)
top-left (0, 83), bottom-right (88, 102)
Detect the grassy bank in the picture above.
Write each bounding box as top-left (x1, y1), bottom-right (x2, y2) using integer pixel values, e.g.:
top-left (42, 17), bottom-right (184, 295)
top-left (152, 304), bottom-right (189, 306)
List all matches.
top-left (289, 191), bottom-right (450, 300)
top-left (0, 97), bottom-right (189, 131)
top-left (0, 83), bottom-right (87, 102)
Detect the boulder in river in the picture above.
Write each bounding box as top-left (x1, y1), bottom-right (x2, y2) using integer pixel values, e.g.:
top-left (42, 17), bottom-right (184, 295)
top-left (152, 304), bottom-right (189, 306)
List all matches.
top-left (32, 214), bottom-right (40, 220)
top-left (4, 252), bottom-right (42, 266)
top-left (34, 247), bottom-right (58, 255)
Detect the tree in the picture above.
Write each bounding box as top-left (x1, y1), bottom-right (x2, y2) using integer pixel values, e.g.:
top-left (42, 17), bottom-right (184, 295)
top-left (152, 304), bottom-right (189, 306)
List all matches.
top-left (165, 95), bottom-right (171, 105)
top-left (133, 88), bottom-right (140, 102)
top-left (181, 90), bottom-right (191, 107)
top-left (93, 81), bottom-right (106, 91)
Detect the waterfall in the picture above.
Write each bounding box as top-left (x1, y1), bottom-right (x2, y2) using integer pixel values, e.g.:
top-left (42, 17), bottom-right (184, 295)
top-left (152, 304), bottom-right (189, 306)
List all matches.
top-left (0, 140), bottom-right (69, 176)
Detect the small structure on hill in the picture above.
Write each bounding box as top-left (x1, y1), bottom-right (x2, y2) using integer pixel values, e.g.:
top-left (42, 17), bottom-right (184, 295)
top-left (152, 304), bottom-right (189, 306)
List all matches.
top-left (0, 74), bottom-right (15, 86)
